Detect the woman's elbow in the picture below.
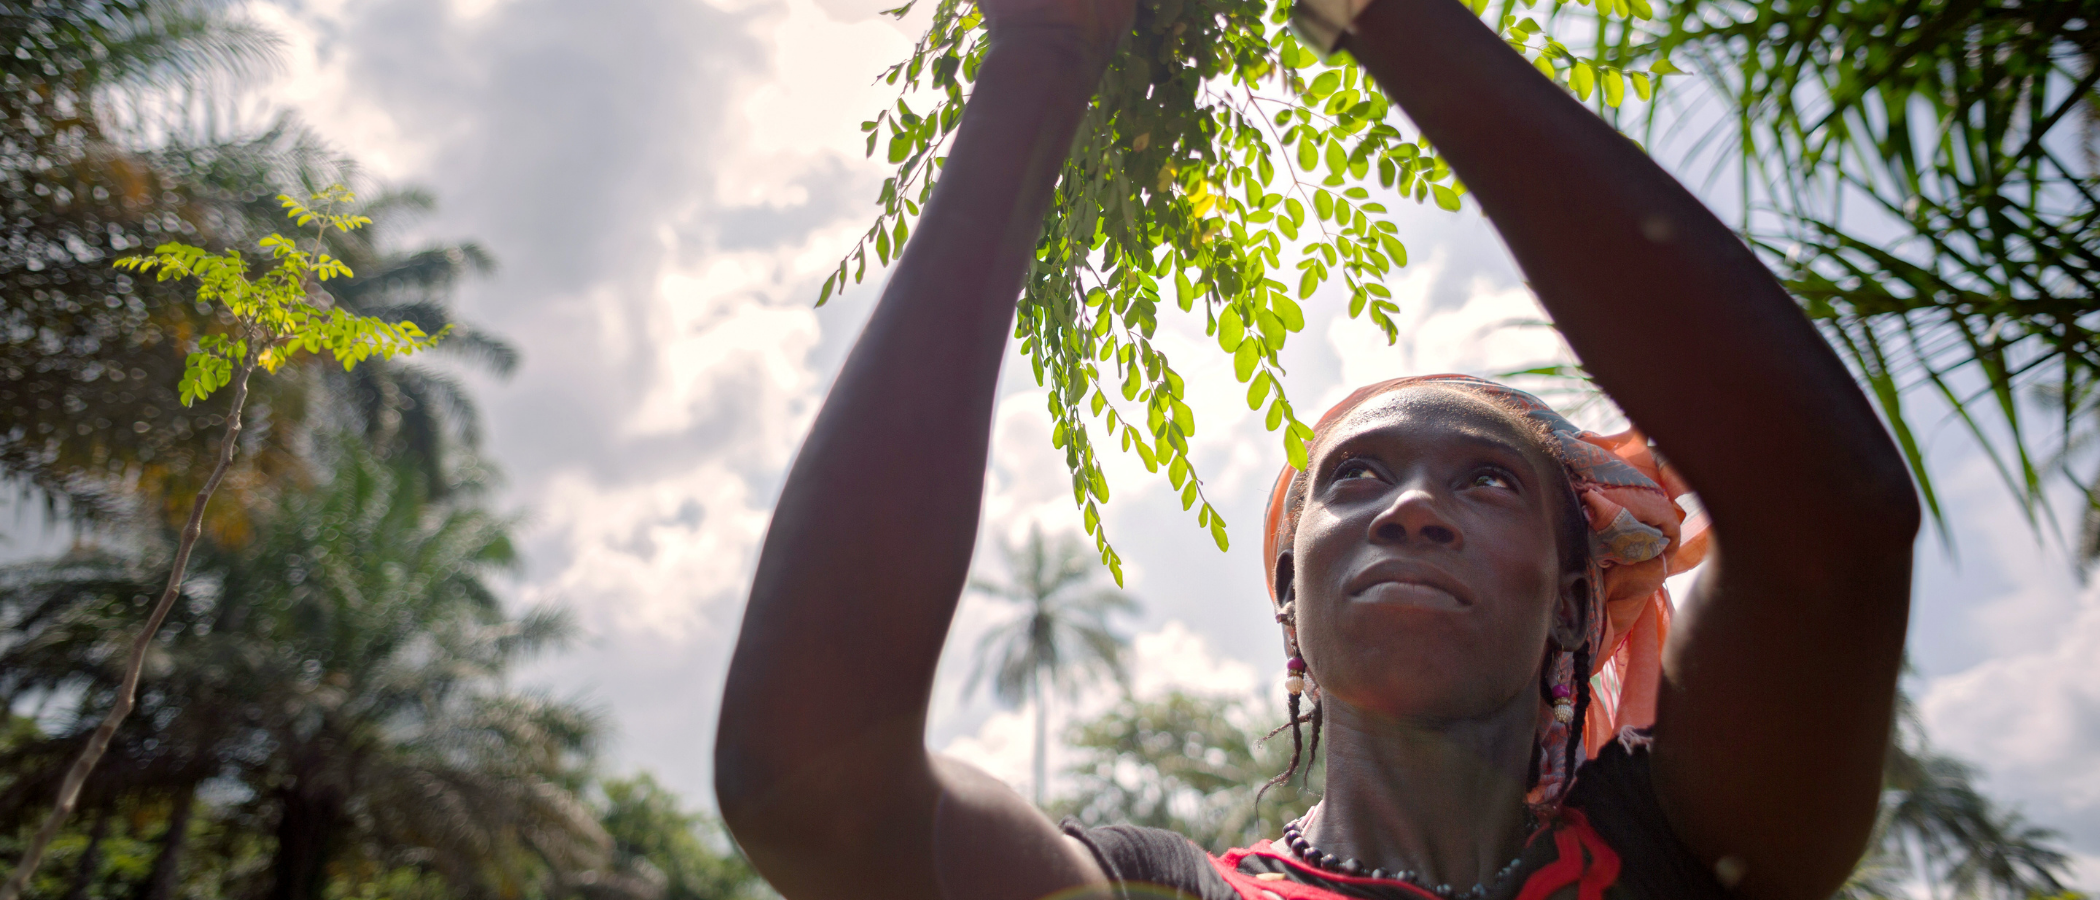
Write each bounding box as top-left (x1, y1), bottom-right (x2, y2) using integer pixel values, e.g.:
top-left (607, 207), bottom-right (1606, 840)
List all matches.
top-left (713, 730), bottom-right (764, 830)
top-left (1848, 462), bottom-right (1924, 549)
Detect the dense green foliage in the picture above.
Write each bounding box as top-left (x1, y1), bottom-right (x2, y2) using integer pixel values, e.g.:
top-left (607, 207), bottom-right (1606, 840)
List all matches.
top-left (849, 0), bottom-right (2100, 572)
top-left (596, 775), bottom-right (771, 900)
top-left (0, 444), bottom-right (606, 900)
top-left (1050, 691), bottom-right (1320, 852)
top-left (841, 0), bottom-right (1677, 577)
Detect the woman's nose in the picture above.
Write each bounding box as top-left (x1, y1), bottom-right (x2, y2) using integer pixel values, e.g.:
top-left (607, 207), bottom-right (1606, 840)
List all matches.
top-left (1369, 486), bottom-right (1461, 547)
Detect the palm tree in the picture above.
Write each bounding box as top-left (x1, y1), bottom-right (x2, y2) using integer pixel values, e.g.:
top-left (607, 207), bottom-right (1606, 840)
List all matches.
top-left (213, 443), bottom-right (605, 900)
top-left (1836, 696), bottom-right (2072, 900)
top-left (0, 442), bottom-right (609, 900)
top-left (0, 0), bottom-right (285, 521)
top-left (313, 186), bottom-right (513, 495)
top-left (965, 524), bottom-right (1137, 806)
top-left (0, 1), bottom-right (512, 529)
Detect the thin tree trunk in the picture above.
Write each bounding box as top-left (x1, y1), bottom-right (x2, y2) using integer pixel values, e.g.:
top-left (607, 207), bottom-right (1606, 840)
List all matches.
top-left (1033, 669), bottom-right (1048, 808)
top-left (0, 362), bottom-right (258, 900)
top-left (266, 788), bottom-right (342, 900)
top-left (136, 780), bottom-right (198, 900)
top-left (62, 806), bottom-right (112, 900)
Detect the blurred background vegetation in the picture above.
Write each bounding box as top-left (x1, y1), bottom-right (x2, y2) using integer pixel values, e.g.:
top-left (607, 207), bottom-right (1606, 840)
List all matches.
top-left (0, 0), bottom-right (2094, 898)
top-left (0, 2), bottom-right (768, 899)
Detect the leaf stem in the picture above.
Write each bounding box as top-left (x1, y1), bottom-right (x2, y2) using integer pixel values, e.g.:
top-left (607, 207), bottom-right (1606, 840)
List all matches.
top-left (0, 357), bottom-right (259, 900)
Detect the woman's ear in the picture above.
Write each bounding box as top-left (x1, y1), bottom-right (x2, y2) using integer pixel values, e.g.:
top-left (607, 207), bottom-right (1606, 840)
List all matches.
top-left (1272, 550), bottom-right (1297, 618)
top-left (1551, 568), bottom-right (1589, 650)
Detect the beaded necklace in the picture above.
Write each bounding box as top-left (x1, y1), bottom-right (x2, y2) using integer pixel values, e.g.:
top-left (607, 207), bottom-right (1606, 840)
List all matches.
top-left (1276, 806), bottom-right (1528, 900)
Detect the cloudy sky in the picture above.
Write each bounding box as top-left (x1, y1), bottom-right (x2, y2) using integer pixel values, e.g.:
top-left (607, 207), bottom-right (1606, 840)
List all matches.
top-left (217, 0), bottom-right (2100, 884)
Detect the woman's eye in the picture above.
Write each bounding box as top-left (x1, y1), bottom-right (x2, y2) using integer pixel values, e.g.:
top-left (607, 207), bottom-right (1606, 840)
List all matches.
top-left (1471, 471), bottom-right (1513, 489)
top-left (1337, 461), bottom-right (1380, 481)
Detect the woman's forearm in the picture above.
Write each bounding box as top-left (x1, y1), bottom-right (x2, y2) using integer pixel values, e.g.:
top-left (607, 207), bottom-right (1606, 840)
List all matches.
top-left (1344, 1), bottom-right (1916, 539)
top-left (714, 26), bottom-right (1100, 881)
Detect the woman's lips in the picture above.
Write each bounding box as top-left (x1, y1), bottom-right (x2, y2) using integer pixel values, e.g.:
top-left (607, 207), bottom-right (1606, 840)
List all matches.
top-left (1354, 580), bottom-right (1468, 609)
top-left (1345, 559), bottom-right (1472, 608)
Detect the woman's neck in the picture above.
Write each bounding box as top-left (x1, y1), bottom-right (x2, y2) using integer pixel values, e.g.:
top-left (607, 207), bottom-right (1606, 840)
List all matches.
top-left (1302, 692), bottom-right (1537, 888)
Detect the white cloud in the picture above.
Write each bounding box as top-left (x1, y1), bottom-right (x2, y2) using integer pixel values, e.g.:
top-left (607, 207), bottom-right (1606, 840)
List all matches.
top-left (940, 706), bottom-right (1041, 794)
top-left (983, 389), bottom-right (1091, 547)
top-left (521, 459), bottom-right (772, 638)
top-left (623, 263), bottom-right (823, 440)
top-left (237, 2), bottom-right (438, 181)
top-left (1920, 563), bottom-right (2100, 854)
top-left (1131, 620), bottom-right (1263, 699)
top-left (1322, 252), bottom-right (1601, 428)
top-left (1328, 251), bottom-right (1569, 385)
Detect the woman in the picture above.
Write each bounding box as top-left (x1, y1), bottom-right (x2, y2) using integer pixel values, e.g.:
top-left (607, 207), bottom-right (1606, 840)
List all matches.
top-left (713, 0), bottom-right (1920, 893)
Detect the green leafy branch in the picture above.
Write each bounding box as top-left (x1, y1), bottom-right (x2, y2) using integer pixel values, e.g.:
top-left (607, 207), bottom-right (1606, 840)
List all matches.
top-left (829, 0), bottom-right (1678, 582)
top-left (0, 185), bottom-right (451, 900)
top-left (115, 186), bottom-right (449, 406)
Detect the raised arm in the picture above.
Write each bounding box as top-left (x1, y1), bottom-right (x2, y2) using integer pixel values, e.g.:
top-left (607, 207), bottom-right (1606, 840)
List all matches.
top-left (712, 3), bottom-right (1132, 899)
top-left (1338, 7), bottom-right (1919, 900)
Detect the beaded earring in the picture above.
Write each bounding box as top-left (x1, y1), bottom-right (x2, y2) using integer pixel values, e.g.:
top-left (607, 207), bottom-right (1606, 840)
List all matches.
top-left (1258, 598), bottom-right (1322, 799)
top-left (1276, 600), bottom-right (1307, 695)
top-left (1545, 647), bottom-right (1578, 723)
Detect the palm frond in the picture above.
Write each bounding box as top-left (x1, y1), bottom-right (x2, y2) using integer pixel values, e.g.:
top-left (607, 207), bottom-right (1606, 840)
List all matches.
top-left (965, 525), bottom-right (1138, 709)
top-left (1635, 0), bottom-right (2100, 551)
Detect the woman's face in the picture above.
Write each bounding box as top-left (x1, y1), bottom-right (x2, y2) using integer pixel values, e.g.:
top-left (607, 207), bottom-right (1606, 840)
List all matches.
top-left (1284, 387), bottom-right (1577, 723)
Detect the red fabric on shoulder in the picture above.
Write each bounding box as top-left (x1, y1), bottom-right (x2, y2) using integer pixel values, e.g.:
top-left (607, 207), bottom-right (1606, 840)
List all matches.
top-left (1514, 810), bottom-right (1622, 900)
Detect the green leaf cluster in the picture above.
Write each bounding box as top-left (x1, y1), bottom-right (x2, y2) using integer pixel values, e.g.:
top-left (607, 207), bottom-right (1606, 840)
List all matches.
top-left (833, 0), bottom-right (1675, 581)
top-left (112, 186), bottom-right (450, 407)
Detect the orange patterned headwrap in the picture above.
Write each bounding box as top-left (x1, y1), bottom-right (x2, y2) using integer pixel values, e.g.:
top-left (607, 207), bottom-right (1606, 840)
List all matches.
top-left (1261, 375), bottom-right (1710, 811)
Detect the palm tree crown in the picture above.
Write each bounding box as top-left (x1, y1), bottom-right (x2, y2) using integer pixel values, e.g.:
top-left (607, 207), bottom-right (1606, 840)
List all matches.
top-left (1837, 695), bottom-right (2072, 900)
top-left (0, 441), bottom-right (608, 900)
top-left (965, 524), bottom-right (1136, 805)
